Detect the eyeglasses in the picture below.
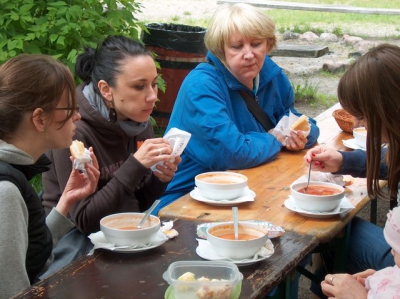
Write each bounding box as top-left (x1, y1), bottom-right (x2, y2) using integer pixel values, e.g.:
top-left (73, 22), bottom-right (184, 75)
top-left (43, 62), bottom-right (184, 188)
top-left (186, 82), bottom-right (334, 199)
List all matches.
top-left (54, 107), bottom-right (80, 113)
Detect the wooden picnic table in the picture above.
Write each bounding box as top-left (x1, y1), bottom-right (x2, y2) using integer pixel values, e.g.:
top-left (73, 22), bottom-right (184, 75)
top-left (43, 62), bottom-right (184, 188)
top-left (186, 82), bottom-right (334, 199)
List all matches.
top-left (14, 219), bottom-right (318, 299)
top-left (159, 103), bottom-right (381, 244)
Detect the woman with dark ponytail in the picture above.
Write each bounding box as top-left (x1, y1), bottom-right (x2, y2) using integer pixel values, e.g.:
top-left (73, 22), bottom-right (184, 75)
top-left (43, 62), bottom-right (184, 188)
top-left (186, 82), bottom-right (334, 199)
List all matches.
top-left (41, 36), bottom-right (181, 274)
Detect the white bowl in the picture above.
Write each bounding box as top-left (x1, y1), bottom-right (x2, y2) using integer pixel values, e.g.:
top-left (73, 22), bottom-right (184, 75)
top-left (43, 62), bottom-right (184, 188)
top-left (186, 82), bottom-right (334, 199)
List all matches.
top-left (353, 127), bottom-right (367, 148)
top-left (206, 222), bottom-right (269, 259)
top-left (195, 171), bottom-right (248, 201)
top-left (100, 212), bottom-right (160, 246)
top-left (290, 181), bottom-right (345, 212)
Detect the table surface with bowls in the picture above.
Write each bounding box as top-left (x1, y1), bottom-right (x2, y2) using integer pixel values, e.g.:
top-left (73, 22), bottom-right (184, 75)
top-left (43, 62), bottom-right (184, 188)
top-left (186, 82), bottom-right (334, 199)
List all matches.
top-left (159, 103), bottom-right (386, 244)
top-left (14, 219), bottom-right (318, 299)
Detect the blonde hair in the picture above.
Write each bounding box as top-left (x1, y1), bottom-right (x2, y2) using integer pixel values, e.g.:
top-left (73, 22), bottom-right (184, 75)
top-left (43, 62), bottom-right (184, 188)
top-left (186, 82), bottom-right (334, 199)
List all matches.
top-left (204, 3), bottom-right (277, 64)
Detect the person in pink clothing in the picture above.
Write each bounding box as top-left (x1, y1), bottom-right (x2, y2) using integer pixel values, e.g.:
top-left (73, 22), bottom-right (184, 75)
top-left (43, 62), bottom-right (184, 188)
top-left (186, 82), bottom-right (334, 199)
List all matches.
top-left (322, 207), bottom-right (400, 299)
top-left (363, 207), bottom-right (400, 298)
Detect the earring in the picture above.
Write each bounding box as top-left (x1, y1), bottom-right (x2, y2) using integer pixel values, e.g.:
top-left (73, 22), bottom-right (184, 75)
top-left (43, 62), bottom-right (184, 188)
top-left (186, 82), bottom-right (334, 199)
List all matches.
top-left (109, 107), bottom-right (117, 123)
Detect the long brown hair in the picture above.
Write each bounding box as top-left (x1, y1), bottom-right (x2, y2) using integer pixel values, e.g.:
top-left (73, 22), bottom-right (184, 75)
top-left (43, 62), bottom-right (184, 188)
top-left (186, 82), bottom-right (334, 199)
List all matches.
top-left (337, 43), bottom-right (400, 199)
top-left (0, 54), bottom-right (76, 139)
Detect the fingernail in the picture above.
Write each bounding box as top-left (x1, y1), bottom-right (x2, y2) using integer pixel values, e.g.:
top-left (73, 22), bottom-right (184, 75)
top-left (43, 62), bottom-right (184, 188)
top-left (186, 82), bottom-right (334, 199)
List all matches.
top-left (312, 153), bottom-right (316, 157)
top-left (306, 159), bottom-right (309, 163)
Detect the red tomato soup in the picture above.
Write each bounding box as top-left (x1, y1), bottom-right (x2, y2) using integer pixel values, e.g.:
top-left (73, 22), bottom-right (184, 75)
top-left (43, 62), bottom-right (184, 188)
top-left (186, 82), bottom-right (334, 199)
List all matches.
top-left (297, 185), bottom-right (341, 195)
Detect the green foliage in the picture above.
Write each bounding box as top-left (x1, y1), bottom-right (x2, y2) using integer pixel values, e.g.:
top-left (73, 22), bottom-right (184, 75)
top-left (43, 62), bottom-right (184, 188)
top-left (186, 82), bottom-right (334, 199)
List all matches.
top-left (171, 15), bottom-right (180, 22)
top-left (292, 79), bottom-right (319, 102)
top-left (332, 26), bottom-right (343, 37)
top-left (0, 0), bottom-right (146, 72)
top-left (292, 79), bottom-right (337, 108)
top-left (30, 174), bottom-right (43, 193)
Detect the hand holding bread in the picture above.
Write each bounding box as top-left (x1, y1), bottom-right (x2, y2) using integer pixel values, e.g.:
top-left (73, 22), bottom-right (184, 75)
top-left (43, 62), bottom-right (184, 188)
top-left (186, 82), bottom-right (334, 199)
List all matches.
top-left (291, 115), bottom-right (310, 132)
top-left (70, 140), bottom-right (92, 176)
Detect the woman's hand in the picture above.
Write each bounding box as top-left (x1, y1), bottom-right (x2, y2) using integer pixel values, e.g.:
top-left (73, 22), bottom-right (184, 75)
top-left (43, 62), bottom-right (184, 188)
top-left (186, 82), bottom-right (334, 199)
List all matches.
top-left (268, 129), bottom-right (306, 151)
top-left (303, 146), bottom-right (343, 173)
top-left (353, 269), bottom-right (376, 286)
top-left (133, 138), bottom-right (174, 169)
top-left (321, 273), bottom-right (368, 299)
top-left (285, 130), bottom-right (307, 151)
top-left (153, 156), bottom-right (182, 183)
top-left (56, 147), bottom-right (100, 217)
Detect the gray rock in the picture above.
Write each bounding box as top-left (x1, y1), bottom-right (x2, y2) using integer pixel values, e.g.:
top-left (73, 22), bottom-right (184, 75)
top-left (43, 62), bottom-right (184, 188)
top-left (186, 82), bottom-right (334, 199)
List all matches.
top-left (300, 31), bottom-right (319, 41)
top-left (320, 33), bottom-right (338, 43)
top-left (282, 31), bottom-right (300, 40)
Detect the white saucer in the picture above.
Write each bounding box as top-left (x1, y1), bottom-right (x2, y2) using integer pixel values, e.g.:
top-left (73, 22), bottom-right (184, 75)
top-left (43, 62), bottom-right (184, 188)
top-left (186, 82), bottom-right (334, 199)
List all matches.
top-left (190, 187), bottom-right (255, 206)
top-left (342, 138), bottom-right (366, 150)
top-left (284, 197), bottom-right (353, 219)
top-left (88, 230), bottom-right (168, 253)
top-left (196, 239), bottom-right (274, 266)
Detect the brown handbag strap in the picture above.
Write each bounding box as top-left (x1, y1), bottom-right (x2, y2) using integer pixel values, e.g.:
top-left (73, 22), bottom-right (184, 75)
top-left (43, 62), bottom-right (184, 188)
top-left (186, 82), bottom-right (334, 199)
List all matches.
top-left (238, 90), bottom-right (274, 132)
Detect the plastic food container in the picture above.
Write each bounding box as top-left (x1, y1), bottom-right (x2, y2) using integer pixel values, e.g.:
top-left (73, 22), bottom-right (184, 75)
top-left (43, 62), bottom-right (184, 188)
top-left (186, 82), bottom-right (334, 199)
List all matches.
top-left (163, 261), bottom-right (243, 299)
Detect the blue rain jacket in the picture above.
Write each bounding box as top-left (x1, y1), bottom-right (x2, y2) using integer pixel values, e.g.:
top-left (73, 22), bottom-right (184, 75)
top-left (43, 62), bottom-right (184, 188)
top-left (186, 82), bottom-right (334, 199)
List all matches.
top-left (156, 51), bottom-right (319, 214)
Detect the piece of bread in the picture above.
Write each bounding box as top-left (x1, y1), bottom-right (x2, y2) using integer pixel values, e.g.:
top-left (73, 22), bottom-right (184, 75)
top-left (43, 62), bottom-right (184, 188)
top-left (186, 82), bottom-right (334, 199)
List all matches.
top-left (291, 115), bottom-right (310, 131)
top-left (70, 140), bottom-right (86, 159)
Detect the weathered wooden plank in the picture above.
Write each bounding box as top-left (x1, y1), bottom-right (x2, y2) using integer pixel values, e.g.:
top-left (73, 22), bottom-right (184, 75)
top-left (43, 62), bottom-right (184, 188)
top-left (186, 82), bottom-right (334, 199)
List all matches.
top-left (217, 0), bottom-right (400, 15)
top-left (271, 44), bottom-right (329, 58)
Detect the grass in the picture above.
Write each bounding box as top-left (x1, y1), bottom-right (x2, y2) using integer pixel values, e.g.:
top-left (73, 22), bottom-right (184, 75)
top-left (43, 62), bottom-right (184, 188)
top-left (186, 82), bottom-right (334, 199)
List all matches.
top-left (292, 79), bottom-right (338, 108)
top-left (140, 0), bottom-right (400, 38)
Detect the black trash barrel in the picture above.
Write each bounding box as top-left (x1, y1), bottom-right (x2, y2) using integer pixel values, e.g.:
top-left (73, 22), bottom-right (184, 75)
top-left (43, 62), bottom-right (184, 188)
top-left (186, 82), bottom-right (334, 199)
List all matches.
top-left (142, 23), bottom-right (207, 128)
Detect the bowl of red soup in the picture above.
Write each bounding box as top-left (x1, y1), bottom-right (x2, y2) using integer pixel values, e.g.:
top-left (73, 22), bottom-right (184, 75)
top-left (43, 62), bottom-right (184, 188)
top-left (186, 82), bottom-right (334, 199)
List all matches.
top-left (195, 171), bottom-right (248, 201)
top-left (100, 212), bottom-right (160, 246)
top-left (290, 181), bottom-right (345, 212)
top-left (206, 222), bottom-right (269, 259)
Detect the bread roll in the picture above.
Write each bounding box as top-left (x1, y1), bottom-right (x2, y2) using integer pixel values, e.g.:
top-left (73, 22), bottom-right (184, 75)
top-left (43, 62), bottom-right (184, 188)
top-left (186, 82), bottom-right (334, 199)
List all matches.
top-left (291, 115), bottom-right (310, 131)
top-left (70, 140), bottom-right (86, 159)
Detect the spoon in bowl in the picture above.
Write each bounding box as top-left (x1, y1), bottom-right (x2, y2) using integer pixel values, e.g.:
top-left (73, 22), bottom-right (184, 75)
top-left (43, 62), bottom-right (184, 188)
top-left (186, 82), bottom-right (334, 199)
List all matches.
top-left (304, 160), bottom-right (312, 193)
top-left (232, 206), bottom-right (239, 240)
top-left (137, 199), bottom-right (160, 229)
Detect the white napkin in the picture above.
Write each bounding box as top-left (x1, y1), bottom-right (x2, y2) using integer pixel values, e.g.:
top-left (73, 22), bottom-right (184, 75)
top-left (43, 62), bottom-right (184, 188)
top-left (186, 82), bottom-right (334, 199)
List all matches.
top-left (197, 238), bottom-right (274, 261)
top-left (87, 230), bottom-right (168, 255)
top-left (73, 147), bottom-right (92, 177)
top-left (272, 111), bottom-right (311, 146)
top-left (151, 127), bottom-right (191, 171)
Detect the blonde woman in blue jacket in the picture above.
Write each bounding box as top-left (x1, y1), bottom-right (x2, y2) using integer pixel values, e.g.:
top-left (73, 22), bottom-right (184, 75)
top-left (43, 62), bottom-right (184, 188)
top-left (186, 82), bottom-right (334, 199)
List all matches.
top-left (157, 3), bottom-right (319, 214)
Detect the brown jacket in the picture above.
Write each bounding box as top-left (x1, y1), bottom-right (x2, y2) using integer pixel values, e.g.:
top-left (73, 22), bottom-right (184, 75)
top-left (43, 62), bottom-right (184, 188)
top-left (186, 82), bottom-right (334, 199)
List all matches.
top-left (42, 84), bottom-right (168, 234)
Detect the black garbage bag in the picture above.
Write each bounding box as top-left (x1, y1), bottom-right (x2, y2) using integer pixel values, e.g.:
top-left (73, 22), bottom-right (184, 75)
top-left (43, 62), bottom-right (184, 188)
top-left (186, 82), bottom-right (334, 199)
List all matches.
top-left (142, 23), bottom-right (207, 54)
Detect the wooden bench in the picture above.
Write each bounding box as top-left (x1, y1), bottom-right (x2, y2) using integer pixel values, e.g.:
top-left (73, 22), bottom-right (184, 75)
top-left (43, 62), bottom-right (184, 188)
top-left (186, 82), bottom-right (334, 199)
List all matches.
top-left (217, 0), bottom-right (400, 15)
top-left (271, 44), bottom-right (329, 58)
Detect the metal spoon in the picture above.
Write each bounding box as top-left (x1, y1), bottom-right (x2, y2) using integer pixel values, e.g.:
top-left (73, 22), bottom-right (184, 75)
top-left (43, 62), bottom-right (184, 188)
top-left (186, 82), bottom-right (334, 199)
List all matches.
top-left (137, 200), bottom-right (160, 229)
top-left (304, 160), bottom-right (312, 193)
top-left (232, 207), bottom-right (239, 240)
